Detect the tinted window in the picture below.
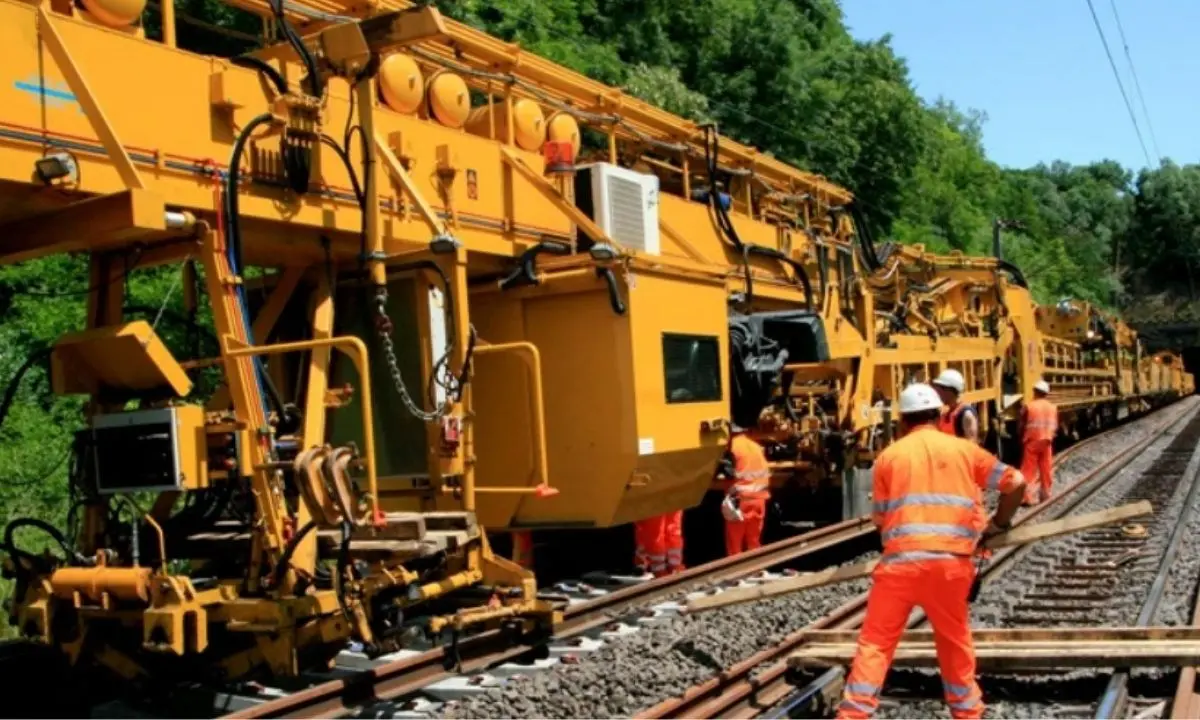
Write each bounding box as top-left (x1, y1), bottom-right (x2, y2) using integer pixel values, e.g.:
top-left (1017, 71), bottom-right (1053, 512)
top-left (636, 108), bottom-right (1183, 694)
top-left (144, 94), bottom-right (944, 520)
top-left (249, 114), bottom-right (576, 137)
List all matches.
top-left (662, 333), bottom-right (722, 403)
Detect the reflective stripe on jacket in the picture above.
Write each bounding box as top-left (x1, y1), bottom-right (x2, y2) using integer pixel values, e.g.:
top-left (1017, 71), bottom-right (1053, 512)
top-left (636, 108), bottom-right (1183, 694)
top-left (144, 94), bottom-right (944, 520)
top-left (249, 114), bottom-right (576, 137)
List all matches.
top-left (872, 425), bottom-right (1023, 558)
top-left (1023, 398), bottom-right (1058, 443)
top-left (729, 434), bottom-right (771, 502)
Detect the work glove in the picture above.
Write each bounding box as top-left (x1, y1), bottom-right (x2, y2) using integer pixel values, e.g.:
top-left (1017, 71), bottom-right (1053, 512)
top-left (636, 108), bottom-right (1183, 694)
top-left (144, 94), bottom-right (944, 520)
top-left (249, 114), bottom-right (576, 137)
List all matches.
top-left (720, 493), bottom-right (743, 523)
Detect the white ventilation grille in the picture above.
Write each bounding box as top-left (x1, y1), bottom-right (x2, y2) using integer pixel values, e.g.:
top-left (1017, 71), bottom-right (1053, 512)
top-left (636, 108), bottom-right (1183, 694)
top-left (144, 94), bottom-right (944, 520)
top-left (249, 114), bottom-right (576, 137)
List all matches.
top-left (581, 163), bottom-right (660, 255)
top-left (606, 174), bottom-right (646, 248)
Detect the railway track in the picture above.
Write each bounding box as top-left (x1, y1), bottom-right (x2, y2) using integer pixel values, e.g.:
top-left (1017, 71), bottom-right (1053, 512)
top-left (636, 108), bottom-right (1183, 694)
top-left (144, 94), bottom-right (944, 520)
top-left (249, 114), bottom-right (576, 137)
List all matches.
top-left (189, 401), bottom-right (1192, 720)
top-left (221, 513), bottom-right (878, 717)
top-left (637, 398), bottom-right (1200, 720)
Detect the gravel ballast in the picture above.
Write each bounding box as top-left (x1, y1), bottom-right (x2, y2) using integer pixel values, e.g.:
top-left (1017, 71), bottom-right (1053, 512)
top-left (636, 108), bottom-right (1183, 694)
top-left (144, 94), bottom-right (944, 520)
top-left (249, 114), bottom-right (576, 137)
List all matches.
top-left (440, 401), bottom-right (1200, 720)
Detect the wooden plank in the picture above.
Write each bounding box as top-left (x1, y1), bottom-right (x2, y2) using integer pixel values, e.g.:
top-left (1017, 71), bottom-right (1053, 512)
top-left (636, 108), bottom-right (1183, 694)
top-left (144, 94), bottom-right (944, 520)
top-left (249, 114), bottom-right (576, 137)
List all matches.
top-left (790, 641), bottom-right (1200, 670)
top-left (798, 626), bottom-right (1200, 645)
top-left (686, 501), bottom-right (1154, 614)
top-left (991, 500), bottom-right (1152, 547)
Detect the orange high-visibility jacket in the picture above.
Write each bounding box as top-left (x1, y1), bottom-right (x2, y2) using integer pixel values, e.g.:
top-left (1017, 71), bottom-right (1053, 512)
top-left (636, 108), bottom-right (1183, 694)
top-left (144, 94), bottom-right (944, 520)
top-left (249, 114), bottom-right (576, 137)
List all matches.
top-left (729, 434), bottom-right (771, 502)
top-left (938, 403), bottom-right (976, 439)
top-left (1022, 398), bottom-right (1058, 444)
top-left (872, 425), bottom-right (1022, 558)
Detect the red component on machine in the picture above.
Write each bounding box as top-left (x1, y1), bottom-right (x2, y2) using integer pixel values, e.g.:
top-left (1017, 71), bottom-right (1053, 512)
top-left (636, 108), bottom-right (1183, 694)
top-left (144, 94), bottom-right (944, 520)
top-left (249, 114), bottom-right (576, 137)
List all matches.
top-left (441, 415), bottom-right (461, 452)
top-left (542, 140), bottom-right (575, 174)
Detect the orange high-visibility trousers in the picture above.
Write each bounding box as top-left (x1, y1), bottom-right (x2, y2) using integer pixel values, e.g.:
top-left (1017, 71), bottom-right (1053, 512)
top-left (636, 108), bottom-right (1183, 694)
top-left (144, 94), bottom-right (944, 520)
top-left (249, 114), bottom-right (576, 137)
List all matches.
top-left (663, 510), bottom-right (685, 574)
top-left (838, 557), bottom-right (983, 719)
top-left (724, 501), bottom-right (765, 557)
top-left (1021, 439), bottom-right (1054, 504)
top-left (634, 516), bottom-right (667, 575)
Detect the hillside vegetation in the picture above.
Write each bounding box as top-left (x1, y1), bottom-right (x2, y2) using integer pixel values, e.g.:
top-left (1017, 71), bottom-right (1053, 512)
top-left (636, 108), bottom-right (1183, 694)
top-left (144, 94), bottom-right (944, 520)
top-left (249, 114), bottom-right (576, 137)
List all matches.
top-left (3, 0), bottom-right (1200, 608)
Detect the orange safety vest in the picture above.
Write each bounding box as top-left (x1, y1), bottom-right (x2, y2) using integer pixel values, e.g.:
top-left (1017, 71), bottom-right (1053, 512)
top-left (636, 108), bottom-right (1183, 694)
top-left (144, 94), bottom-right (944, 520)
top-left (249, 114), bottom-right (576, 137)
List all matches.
top-left (872, 425), bottom-right (1021, 560)
top-left (729, 434), bottom-right (771, 503)
top-left (937, 403), bottom-right (976, 439)
top-left (1023, 398), bottom-right (1058, 443)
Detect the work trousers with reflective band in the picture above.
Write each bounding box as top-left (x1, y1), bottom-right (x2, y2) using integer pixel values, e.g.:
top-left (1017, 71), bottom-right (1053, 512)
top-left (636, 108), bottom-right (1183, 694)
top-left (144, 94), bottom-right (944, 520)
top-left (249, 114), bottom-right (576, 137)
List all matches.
top-left (634, 516), bottom-right (666, 574)
top-left (1021, 440), bottom-right (1053, 503)
top-left (724, 500), bottom-right (765, 557)
top-left (663, 510), bottom-right (684, 574)
top-left (838, 556), bottom-right (983, 719)
top-left (635, 513), bottom-right (683, 576)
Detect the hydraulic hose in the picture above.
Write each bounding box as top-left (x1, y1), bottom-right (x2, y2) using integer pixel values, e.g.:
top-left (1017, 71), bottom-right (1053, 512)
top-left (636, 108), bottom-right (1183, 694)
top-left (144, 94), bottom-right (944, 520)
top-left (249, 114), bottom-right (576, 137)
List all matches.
top-left (230, 56), bottom-right (288, 96)
top-left (746, 245), bottom-right (814, 312)
top-left (596, 267), bottom-right (627, 315)
top-left (997, 259), bottom-right (1029, 289)
top-left (0, 347), bottom-right (51, 432)
top-left (270, 520), bottom-right (318, 590)
top-left (3, 517), bottom-right (86, 573)
top-left (225, 113), bottom-right (287, 425)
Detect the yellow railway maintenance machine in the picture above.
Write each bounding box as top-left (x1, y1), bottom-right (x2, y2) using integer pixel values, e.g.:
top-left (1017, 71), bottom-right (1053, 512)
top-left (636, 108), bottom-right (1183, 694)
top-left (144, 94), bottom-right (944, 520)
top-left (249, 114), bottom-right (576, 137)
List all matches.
top-left (0, 0), bottom-right (1182, 705)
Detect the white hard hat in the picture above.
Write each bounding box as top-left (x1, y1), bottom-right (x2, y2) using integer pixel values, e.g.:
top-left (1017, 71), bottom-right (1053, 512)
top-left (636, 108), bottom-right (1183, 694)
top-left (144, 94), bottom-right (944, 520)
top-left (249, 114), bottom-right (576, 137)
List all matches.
top-left (898, 383), bottom-right (944, 414)
top-left (1034, 380), bottom-right (1050, 394)
top-left (932, 369), bottom-right (966, 394)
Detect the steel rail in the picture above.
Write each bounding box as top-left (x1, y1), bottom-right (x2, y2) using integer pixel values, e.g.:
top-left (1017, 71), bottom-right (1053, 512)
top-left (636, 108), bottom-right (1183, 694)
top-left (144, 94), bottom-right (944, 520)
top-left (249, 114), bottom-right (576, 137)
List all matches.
top-left (637, 400), bottom-right (1197, 720)
top-left (1094, 427), bottom-right (1200, 718)
top-left (1170, 567), bottom-right (1200, 717)
top-left (225, 515), bottom-right (876, 718)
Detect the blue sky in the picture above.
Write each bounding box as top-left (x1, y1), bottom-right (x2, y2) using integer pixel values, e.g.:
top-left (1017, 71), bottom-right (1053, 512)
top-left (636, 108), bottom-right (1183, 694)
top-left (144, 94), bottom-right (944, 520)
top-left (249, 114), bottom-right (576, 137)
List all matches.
top-left (838, 0), bottom-right (1200, 172)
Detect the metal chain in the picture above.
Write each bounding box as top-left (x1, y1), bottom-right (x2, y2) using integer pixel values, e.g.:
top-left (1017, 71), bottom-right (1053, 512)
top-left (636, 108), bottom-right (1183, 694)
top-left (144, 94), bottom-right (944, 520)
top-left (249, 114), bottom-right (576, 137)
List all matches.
top-left (374, 294), bottom-right (451, 422)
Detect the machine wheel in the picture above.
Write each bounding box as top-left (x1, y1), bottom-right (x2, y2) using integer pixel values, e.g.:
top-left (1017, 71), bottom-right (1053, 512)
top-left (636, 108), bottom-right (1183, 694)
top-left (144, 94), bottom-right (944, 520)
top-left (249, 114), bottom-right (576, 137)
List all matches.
top-left (0, 640), bottom-right (89, 717)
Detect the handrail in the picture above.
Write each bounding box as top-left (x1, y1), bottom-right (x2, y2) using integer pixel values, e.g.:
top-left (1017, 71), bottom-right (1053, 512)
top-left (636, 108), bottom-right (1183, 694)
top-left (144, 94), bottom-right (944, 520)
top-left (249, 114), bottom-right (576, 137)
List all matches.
top-left (471, 341), bottom-right (556, 498)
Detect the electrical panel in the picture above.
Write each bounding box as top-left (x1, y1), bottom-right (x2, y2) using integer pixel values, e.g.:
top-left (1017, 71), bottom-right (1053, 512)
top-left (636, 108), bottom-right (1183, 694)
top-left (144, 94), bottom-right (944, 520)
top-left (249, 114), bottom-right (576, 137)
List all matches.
top-left (90, 406), bottom-right (207, 494)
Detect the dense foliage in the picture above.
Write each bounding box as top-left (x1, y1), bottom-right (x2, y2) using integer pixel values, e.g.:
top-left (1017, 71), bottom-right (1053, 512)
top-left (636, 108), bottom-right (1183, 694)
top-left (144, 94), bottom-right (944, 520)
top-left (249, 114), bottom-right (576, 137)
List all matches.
top-left (3, 0), bottom-right (1199, 621)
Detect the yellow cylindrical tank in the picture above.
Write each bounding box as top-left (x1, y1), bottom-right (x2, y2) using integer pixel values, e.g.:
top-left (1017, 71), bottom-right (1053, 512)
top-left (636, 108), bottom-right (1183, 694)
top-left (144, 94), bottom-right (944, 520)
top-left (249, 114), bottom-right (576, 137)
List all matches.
top-left (378, 54), bottom-right (424, 115)
top-left (80, 0), bottom-right (146, 26)
top-left (546, 112), bottom-right (582, 157)
top-left (425, 72), bottom-right (470, 129)
top-left (465, 98), bottom-right (547, 152)
top-left (50, 566), bottom-right (152, 604)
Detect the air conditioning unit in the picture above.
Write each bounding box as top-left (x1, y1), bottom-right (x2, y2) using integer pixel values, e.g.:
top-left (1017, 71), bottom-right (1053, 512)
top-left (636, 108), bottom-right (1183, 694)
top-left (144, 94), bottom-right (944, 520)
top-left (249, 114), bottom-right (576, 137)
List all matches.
top-left (574, 163), bottom-right (660, 255)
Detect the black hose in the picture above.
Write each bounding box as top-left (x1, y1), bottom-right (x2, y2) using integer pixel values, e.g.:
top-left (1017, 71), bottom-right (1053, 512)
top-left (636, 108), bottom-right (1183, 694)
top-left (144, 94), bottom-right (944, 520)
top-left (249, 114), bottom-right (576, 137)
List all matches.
top-left (320, 135), bottom-right (364, 206)
top-left (498, 241), bottom-right (572, 290)
top-left (224, 113), bottom-right (273, 283)
top-left (3, 518), bottom-right (84, 573)
top-left (0, 347), bottom-right (52, 432)
top-left (270, 520), bottom-right (318, 590)
top-left (230, 55), bottom-right (288, 95)
top-left (997, 259), bottom-right (1029, 289)
top-left (702, 126), bottom-right (755, 305)
top-left (269, 0), bottom-right (322, 97)
top-left (746, 245), bottom-right (814, 312)
top-left (596, 267), bottom-right (626, 315)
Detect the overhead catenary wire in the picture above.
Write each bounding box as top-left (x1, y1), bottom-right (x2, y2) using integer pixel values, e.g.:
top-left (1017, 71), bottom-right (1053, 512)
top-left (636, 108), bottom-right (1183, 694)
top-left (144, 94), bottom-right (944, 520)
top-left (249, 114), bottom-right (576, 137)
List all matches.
top-left (1106, 0), bottom-right (1162, 163)
top-left (1084, 0), bottom-right (1153, 168)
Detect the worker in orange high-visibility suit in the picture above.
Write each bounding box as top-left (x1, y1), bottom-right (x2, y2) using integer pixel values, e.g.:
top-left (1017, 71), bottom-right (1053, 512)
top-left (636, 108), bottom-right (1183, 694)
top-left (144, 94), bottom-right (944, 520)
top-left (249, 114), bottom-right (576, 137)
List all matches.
top-left (932, 369), bottom-right (980, 444)
top-left (633, 512), bottom-right (684, 576)
top-left (721, 425), bottom-right (771, 557)
top-left (633, 515), bottom-right (666, 576)
top-left (1021, 380), bottom-right (1059, 505)
top-left (663, 509), bottom-right (685, 574)
top-left (837, 383), bottom-right (1026, 720)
